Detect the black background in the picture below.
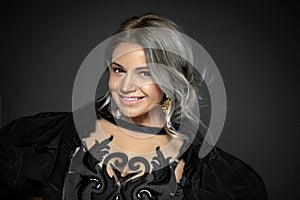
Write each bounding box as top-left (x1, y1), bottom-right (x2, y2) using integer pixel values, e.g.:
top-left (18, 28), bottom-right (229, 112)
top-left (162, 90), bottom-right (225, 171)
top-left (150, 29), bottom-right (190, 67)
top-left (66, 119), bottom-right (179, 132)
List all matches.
top-left (0, 1), bottom-right (299, 199)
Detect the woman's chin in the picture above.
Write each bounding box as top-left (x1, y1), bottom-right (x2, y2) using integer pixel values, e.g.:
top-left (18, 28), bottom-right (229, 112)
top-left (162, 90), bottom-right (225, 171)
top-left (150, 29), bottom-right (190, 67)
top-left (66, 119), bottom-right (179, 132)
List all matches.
top-left (121, 112), bottom-right (143, 120)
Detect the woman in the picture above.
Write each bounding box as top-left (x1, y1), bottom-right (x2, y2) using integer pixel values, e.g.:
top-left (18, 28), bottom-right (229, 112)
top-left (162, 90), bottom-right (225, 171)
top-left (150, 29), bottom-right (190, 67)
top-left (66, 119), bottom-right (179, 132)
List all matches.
top-left (0, 14), bottom-right (267, 200)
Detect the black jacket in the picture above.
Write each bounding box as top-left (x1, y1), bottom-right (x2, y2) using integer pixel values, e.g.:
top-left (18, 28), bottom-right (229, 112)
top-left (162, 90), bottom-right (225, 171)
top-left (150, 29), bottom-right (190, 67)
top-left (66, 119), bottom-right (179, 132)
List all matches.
top-left (0, 110), bottom-right (268, 200)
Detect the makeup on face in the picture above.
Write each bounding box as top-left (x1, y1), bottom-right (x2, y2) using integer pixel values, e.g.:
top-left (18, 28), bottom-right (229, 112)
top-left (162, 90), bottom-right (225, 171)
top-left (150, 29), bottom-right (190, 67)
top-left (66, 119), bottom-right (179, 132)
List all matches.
top-left (108, 43), bottom-right (164, 124)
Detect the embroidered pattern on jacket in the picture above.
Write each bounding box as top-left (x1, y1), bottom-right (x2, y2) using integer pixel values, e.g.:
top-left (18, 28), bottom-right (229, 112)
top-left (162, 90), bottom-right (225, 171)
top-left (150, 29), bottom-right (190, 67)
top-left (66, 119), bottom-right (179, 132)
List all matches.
top-left (64, 135), bottom-right (181, 200)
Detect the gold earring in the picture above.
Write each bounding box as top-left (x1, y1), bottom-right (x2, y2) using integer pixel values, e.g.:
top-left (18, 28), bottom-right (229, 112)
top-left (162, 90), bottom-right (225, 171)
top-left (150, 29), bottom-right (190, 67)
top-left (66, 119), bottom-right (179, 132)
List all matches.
top-left (162, 97), bottom-right (171, 113)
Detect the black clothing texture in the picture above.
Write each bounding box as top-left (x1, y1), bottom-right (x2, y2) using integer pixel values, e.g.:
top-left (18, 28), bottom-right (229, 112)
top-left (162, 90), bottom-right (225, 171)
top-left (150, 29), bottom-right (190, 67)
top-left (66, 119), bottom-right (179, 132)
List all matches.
top-left (0, 105), bottom-right (267, 199)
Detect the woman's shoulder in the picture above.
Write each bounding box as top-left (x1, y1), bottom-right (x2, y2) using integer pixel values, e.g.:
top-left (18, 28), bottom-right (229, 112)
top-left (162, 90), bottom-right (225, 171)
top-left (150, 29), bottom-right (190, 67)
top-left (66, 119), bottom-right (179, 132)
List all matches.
top-left (0, 112), bottom-right (76, 146)
top-left (183, 144), bottom-right (268, 199)
top-left (0, 112), bottom-right (82, 199)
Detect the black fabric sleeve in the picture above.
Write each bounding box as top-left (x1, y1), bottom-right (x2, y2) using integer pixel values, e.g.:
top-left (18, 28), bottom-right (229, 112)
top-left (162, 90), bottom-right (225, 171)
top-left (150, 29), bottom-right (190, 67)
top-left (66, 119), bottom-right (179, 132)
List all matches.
top-left (0, 112), bottom-right (81, 200)
top-left (183, 146), bottom-right (268, 200)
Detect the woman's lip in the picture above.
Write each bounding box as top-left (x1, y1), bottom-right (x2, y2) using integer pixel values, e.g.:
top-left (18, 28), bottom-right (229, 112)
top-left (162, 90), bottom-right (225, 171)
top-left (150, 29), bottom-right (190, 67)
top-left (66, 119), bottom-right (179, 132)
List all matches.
top-left (119, 95), bottom-right (145, 106)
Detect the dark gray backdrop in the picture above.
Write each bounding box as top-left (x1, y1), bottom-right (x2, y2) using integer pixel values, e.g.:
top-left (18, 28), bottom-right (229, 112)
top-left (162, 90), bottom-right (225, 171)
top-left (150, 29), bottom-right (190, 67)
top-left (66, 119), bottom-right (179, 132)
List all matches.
top-left (0, 1), bottom-right (299, 199)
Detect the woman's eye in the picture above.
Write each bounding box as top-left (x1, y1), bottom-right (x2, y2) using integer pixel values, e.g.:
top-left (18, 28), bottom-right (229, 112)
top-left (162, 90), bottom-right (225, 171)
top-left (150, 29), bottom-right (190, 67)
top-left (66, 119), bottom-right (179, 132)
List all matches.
top-left (139, 71), bottom-right (151, 77)
top-left (113, 68), bottom-right (125, 74)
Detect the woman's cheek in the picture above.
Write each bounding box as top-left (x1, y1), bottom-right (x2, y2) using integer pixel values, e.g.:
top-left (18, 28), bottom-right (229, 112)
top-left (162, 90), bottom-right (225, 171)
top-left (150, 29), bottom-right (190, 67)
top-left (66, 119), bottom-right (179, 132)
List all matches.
top-left (108, 76), bottom-right (118, 91)
top-left (144, 84), bottom-right (164, 100)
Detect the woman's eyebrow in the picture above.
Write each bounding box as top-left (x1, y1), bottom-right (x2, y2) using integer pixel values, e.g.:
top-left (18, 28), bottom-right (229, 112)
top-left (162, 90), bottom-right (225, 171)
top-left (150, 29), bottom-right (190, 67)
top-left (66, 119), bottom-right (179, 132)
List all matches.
top-left (111, 62), bottom-right (148, 71)
top-left (135, 66), bottom-right (149, 71)
top-left (111, 62), bottom-right (124, 69)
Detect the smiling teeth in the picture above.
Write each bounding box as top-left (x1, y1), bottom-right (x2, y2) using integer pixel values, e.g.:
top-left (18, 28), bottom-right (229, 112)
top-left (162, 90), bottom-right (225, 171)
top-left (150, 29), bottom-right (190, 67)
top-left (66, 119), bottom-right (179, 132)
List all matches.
top-left (122, 97), bottom-right (142, 101)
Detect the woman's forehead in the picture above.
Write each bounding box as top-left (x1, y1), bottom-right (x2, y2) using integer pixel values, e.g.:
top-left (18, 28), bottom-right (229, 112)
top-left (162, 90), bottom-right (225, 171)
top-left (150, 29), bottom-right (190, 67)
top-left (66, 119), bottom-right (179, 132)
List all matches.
top-left (112, 42), bottom-right (145, 61)
top-left (112, 42), bottom-right (148, 70)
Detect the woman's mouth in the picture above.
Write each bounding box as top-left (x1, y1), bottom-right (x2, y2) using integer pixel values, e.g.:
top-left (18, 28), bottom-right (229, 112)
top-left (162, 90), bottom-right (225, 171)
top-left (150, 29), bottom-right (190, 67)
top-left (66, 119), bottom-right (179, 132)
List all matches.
top-left (119, 95), bottom-right (145, 106)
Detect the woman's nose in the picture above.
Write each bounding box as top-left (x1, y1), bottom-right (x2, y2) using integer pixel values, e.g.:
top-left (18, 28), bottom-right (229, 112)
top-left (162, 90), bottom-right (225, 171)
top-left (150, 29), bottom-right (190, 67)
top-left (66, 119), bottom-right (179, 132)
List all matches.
top-left (119, 72), bottom-right (137, 94)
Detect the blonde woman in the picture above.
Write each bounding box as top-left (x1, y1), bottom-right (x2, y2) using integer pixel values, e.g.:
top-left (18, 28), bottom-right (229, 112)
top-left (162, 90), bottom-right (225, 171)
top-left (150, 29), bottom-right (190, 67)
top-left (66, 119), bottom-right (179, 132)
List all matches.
top-left (0, 14), bottom-right (267, 200)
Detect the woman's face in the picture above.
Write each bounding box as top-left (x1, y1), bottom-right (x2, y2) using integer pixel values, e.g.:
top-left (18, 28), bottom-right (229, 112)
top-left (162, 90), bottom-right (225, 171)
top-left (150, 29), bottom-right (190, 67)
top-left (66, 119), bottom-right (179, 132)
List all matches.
top-left (109, 43), bottom-right (164, 124)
